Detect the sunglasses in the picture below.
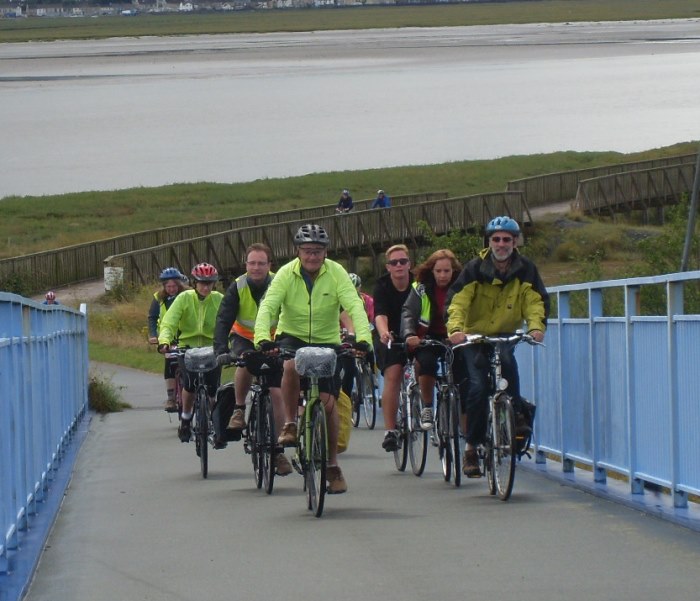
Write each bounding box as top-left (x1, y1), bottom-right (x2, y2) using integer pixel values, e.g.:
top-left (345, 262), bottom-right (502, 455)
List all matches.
top-left (387, 258), bottom-right (410, 266)
top-left (490, 236), bottom-right (514, 243)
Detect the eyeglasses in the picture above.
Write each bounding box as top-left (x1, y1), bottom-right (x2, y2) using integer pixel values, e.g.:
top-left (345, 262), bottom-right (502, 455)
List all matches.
top-left (299, 248), bottom-right (325, 257)
top-left (490, 236), bottom-right (514, 243)
top-left (387, 258), bottom-right (409, 266)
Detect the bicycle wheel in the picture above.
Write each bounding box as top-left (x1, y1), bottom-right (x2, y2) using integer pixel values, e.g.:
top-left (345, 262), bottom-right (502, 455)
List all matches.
top-left (174, 366), bottom-right (184, 420)
top-left (306, 403), bottom-right (327, 517)
top-left (492, 394), bottom-right (516, 501)
top-left (448, 386), bottom-right (461, 487)
top-left (351, 367), bottom-right (361, 428)
top-left (261, 392), bottom-right (276, 495)
top-left (196, 385), bottom-right (209, 479)
top-left (437, 395), bottom-right (452, 482)
top-left (246, 395), bottom-right (263, 489)
top-left (394, 393), bottom-right (409, 472)
top-left (408, 388), bottom-right (428, 476)
top-left (361, 363), bottom-right (377, 430)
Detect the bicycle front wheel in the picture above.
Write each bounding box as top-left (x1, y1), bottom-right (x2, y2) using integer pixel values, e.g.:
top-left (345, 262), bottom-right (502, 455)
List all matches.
top-left (306, 403), bottom-right (327, 517)
top-left (261, 392), bottom-right (276, 495)
top-left (361, 363), bottom-right (377, 430)
top-left (351, 369), bottom-right (361, 428)
top-left (408, 388), bottom-right (428, 476)
top-left (448, 386), bottom-right (461, 487)
top-left (195, 386), bottom-right (209, 479)
top-left (394, 394), bottom-right (409, 472)
top-left (437, 395), bottom-right (452, 482)
top-left (492, 395), bottom-right (516, 501)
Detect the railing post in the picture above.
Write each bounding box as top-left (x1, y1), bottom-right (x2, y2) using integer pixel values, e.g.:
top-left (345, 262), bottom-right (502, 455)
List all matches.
top-left (589, 289), bottom-right (606, 483)
top-left (625, 285), bottom-right (643, 495)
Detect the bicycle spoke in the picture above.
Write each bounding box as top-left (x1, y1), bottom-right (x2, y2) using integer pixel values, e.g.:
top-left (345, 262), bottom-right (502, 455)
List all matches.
top-left (493, 396), bottom-right (516, 500)
top-left (408, 388), bottom-right (428, 476)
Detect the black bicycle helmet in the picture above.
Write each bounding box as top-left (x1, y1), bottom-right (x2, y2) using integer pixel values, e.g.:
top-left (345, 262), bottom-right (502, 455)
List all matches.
top-left (293, 224), bottom-right (330, 247)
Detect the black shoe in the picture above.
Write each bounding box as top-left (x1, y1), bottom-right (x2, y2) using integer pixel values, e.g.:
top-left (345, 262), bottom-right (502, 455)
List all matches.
top-left (462, 449), bottom-right (481, 478)
top-left (178, 419), bottom-right (191, 443)
top-left (213, 439), bottom-right (228, 450)
top-left (382, 430), bottom-right (399, 452)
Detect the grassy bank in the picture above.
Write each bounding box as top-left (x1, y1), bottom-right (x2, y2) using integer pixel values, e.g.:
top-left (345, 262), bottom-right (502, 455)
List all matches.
top-left (2, 1), bottom-right (700, 42)
top-left (2, 142), bottom-right (696, 258)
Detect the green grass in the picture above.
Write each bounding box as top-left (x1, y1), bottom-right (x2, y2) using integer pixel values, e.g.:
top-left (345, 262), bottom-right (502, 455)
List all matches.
top-left (2, 142), bottom-right (696, 258)
top-left (3, 1), bottom-right (700, 42)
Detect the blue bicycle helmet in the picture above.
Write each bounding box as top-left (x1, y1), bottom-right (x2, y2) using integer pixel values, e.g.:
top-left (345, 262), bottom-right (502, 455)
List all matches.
top-left (159, 267), bottom-right (184, 282)
top-left (485, 216), bottom-right (520, 236)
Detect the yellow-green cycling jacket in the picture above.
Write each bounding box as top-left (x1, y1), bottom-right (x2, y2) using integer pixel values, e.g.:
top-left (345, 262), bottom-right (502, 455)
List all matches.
top-left (446, 248), bottom-right (549, 336)
top-left (254, 258), bottom-right (372, 347)
top-left (158, 289), bottom-right (224, 348)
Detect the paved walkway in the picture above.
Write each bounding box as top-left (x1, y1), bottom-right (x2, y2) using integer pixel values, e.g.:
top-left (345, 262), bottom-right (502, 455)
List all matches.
top-left (14, 363), bottom-right (700, 601)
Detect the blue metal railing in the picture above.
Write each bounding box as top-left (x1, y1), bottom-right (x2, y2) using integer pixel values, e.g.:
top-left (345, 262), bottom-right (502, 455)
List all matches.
top-left (517, 271), bottom-right (700, 508)
top-left (0, 293), bottom-right (88, 573)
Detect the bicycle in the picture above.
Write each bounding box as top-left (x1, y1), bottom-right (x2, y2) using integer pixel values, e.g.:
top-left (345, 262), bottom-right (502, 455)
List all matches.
top-left (222, 351), bottom-right (285, 494)
top-left (351, 352), bottom-right (378, 430)
top-left (463, 331), bottom-right (543, 501)
top-left (291, 345), bottom-right (354, 517)
top-left (163, 350), bottom-right (185, 421)
top-left (170, 346), bottom-right (219, 479)
top-left (407, 339), bottom-right (465, 486)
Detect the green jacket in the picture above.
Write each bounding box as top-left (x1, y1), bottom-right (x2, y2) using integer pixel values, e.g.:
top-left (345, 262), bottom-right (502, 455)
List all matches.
top-left (158, 289), bottom-right (223, 348)
top-left (254, 258), bottom-right (372, 346)
top-left (446, 248), bottom-right (549, 336)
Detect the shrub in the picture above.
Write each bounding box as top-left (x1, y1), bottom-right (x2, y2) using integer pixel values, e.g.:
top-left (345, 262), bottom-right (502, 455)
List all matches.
top-left (88, 372), bottom-right (131, 413)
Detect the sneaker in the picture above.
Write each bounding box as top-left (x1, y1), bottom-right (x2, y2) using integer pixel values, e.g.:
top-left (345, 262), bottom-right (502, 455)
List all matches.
top-left (515, 414), bottom-right (532, 439)
top-left (326, 465), bottom-right (348, 494)
top-left (382, 430), bottom-right (399, 452)
top-left (419, 407), bottom-right (434, 431)
top-left (227, 407), bottom-right (246, 431)
top-left (462, 449), bottom-right (481, 478)
top-left (178, 419), bottom-right (191, 443)
top-left (277, 422), bottom-right (298, 447)
top-left (164, 399), bottom-right (178, 413)
top-left (274, 452), bottom-right (293, 476)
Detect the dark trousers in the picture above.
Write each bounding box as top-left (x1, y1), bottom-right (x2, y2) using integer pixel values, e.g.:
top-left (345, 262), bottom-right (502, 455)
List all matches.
top-left (460, 345), bottom-right (520, 446)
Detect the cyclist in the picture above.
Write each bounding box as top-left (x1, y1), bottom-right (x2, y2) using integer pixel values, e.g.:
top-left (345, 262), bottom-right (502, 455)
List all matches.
top-left (213, 243), bottom-right (292, 476)
top-left (158, 263), bottom-right (224, 444)
top-left (446, 216), bottom-right (548, 477)
top-left (43, 291), bottom-right (60, 305)
top-left (254, 224), bottom-right (372, 494)
top-left (336, 189), bottom-right (353, 213)
top-left (148, 267), bottom-right (189, 412)
top-left (370, 189), bottom-right (391, 209)
top-left (373, 244), bottom-right (414, 452)
top-left (400, 249), bottom-right (461, 430)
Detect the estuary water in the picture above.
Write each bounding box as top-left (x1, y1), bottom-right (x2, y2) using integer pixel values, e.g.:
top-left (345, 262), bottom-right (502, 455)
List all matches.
top-left (1, 18), bottom-right (700, 199)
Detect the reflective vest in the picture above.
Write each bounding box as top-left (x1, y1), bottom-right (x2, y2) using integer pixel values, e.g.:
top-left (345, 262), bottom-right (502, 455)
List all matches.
top-left (413, 282), bottom-right (432, 331)
top-left (232, 273), bottom-right (277, 341)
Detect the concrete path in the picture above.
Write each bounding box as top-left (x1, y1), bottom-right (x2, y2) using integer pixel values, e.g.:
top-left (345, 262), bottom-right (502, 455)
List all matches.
top-left (23, 364), bottom-right (700, 601)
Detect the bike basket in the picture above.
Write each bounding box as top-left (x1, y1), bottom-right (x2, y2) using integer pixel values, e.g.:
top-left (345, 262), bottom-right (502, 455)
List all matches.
top-left (184, 347), bottom-right (218, 372)
top-left (244, 353), bottom-right (283, 377)
top-left (294, 347), bottom-right (336, 378)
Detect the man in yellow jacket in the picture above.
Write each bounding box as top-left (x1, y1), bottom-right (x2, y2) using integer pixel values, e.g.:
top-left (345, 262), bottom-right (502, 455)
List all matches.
top-left (254, 224), bottom-right (372, 494)
top-left (446, 216), bottom-right (548, 478)
top-left (159, 263), bottom-right (223, 443)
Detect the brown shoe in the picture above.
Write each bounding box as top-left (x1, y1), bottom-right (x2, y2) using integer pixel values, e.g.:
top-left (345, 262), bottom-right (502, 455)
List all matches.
top-left (164, 399), bottom-right (178, 413)
top-left (277, 422), bottom-right (298, 447)
top-left (227, 407), bottom-right (246, 431)
top-left (326, 465), bottom-right (347, 494)
top-left (462, 449), bottom-right (481, 478)
top-left (274, 452), bottom-right (293, 476)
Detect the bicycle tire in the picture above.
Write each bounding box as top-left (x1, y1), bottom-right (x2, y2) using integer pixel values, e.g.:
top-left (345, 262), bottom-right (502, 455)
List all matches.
top-left (261, 392), bottom-right (276, 495)
top-left (196, 385), bottom-right (209, 479)
top-left (174, 366), bottom-right (184, 420)
top-left (246, 395), bottom-right (263, 489)
top-left (361, 363), bottom-right (377, 430)
top-left (448, 386), bottom-right (461, 487)
top-left (492, 395), bottom-right (516, 501)
top-left (306, 402), bottom-right (327, 517)
top-left (408, 387), bottom-right (428, 476)
top-left (351, 365), bottom-right (362, 428)
top-left (437, 395), bottom-right (452, 482)
top-left (394, 393), bottom-right (409, 472)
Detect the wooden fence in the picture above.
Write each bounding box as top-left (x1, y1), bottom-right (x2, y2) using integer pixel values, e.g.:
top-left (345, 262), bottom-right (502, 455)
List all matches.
top-left (0, 192), bottom-right (446, 294)
top-left (506, 153), bottom-right (696, 207)
top-left (575, 162), bottom-right (696, 220)
top-left (104, 191), bottom-right (527, 286)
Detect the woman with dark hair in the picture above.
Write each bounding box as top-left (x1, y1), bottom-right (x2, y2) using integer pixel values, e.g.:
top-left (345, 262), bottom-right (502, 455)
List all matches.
top-left (400, 249), bottom-right (461, 430)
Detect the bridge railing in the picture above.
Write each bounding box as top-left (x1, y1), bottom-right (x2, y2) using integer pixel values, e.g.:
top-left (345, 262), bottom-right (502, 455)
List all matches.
top-left (506, 153), bottom-right (696, 207)
top-left (0, 294), bottom-right (88, 573)
top-left (575, 162), bottom-right (696, 217)
top-left (0, 192), bottom-right (447, 296)
top-left (103, 191), bottom-right (527, 286)
top-left (516, 271), bottom-right (700, 508)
